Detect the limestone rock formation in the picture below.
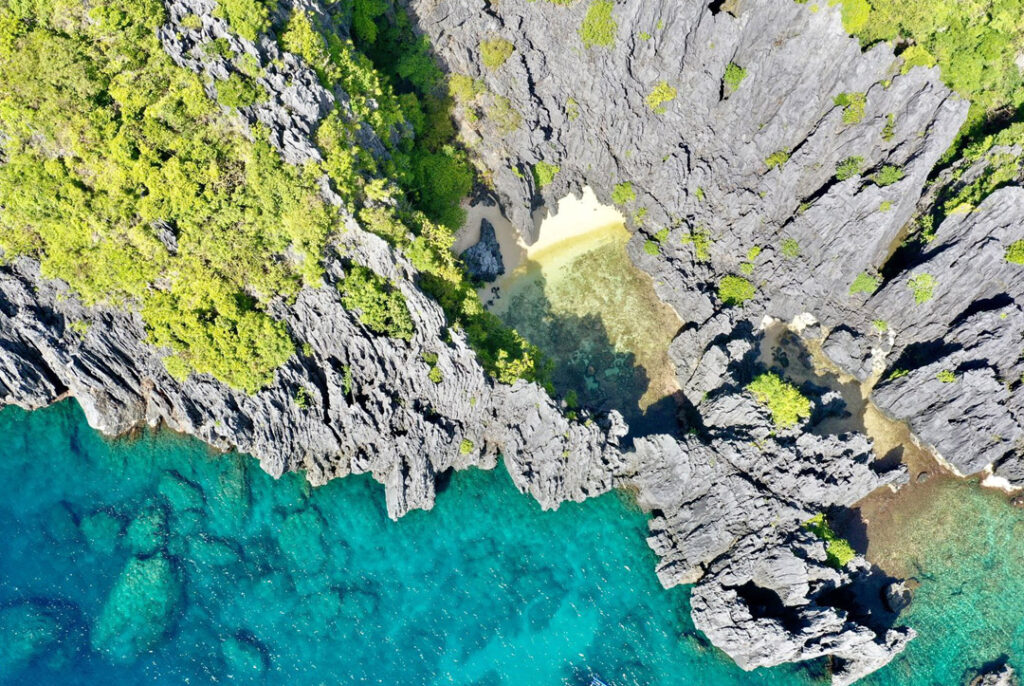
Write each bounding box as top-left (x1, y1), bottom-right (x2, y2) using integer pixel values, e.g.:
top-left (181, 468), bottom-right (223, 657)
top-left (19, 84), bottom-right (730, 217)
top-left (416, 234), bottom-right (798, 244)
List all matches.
top-left (461, 218), bottom-right (506, 282)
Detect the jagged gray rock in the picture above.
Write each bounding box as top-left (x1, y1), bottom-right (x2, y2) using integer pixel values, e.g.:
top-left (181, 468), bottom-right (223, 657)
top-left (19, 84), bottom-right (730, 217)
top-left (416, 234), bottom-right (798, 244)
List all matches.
top-left (970, 663), bottom-right (1019, 686)
top-left (0, 0), bottom-right (964, 681)
top-left (461, 218), bottom-right (506, 282)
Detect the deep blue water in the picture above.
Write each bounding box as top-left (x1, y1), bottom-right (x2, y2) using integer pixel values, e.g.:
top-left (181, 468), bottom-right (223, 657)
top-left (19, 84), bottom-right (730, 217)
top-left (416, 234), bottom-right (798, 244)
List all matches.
top-left (0, 401), bottom-right (1020, 684)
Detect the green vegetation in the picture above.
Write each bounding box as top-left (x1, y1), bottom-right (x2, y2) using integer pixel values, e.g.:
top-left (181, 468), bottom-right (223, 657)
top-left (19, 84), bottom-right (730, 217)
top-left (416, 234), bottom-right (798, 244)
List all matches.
top-left (216, 0), bottom-right (272, 41)
top-left (874, 164), bottom-right (905, 186)
top-left (804, 513), bottom-right (857, 568)
top-left (879, 200), bottom-right (893, 211)
top-left (422, 352), bottom-right (442, 383)
top-left (645, 81), bottom-right (677, 114)
top-left (908, 273), bottom-right (936, 304)
top-left (937, 369), bottom-right (957, 383)
top-left (881, 113), bottom-right (896, 141)
top-left (643, 240), bottom-right (660, 256)
top-left (579, 1), bottom-right (617, 48)
top-left (849, 272), bottom-right (880, 295)
top-left (748, 372), bottom-right (811, 428)
top-left (765, 149), bottom-right (790, 170)
top-left (1006, 240), bottom-right (1024, 264)
top-left (532, 161), bottom-right (561, 188)
top-left (718, 275), bottom-right (756, 307)
top-left (566, 97), bottom-right (580, 121)
top-left (449, 74), bottom-right (485, 102)
top-left (653, 227), bottom-right (669, 243)
top-left (747, 245), bottom-right (762, 261)
top-left (216, 72), bottom-right (265, 108)
top-left (488, 95), bottom-right (522, 134)
top-left (836, 155), bottom-right (865, 180)
top-left (339, 266), bottom-right (415, 340)
top-left (781, 238), bottom-right (800, 258)
top-left (872, 319), bottom-right (889, 333)
top-left (459, 438), bottom-right (475, 455)
top-left (0, 0), bottom-right (547, 392)
top-left (723, 62), bottom-right (747, 91)
top-left (611, 182), bottom-right (636, 205)
top-left (294, 387), bottom-right (312, 409)
top-left (682, 228), bottom-right (712, 261)
top-left (479, 37), bottom-right (515, 69)
top-left (833, 91), bottom-right (866, 124)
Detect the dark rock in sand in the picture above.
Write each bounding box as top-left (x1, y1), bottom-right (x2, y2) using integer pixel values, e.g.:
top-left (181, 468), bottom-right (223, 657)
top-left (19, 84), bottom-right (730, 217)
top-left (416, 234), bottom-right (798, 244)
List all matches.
top-left (461, 218), bottom-right (506, 282)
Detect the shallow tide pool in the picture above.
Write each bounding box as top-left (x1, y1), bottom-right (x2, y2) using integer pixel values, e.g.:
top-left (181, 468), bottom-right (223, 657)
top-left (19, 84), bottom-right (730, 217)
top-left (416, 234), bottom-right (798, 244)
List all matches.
top-left (0, 401), bottom-right (1021, 685)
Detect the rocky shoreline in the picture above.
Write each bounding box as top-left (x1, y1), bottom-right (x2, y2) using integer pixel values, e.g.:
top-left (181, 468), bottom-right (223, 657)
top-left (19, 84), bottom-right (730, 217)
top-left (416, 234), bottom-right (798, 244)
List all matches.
top-left (2, 0), bottom-right (1022, 683)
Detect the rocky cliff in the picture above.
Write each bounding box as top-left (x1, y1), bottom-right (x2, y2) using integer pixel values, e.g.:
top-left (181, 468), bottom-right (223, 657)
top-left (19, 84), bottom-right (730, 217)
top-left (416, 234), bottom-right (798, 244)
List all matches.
top-left (1, 0), bottom-right (1009, 682)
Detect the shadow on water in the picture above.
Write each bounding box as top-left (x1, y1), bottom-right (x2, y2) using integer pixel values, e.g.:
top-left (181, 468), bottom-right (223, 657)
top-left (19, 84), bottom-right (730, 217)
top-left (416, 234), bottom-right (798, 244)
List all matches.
top-left (493, 264), bottom-right (681, 436)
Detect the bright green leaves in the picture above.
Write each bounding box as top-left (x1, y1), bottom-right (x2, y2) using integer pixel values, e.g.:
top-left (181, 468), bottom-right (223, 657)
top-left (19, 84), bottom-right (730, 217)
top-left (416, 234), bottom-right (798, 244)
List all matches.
top-left (908, 273), bottom-right (936, 303)
top-left (874, 164), bottom-right (905, 186)
top-left (723, 62), bottom-right (747, 91)
top-left (718, 275), bottom-right (756, 306)
top-left (579, 1), bottom-right (616, 48)
top-left (339, 266), bottom-right (415, 341)
top-left (216, 72), bottom-right (265, 108)
top-left (833, 91), bottom-right (866, 124)
top-left (836, 155), bottom-right (865, 180)
top-left (532, 161), bottom-right (561, 188)
top-left (216, 0), bottom-right (273, 41)
top-left (849, 272), bottom-right (880, 295)
top-left (479, 37), bottom-right (514, 69)
top-left (645, 81), bottom-right (677, 114)
top-left (612, 181), bottom-right (636, 205)
top-left (748, 372), bottom-right (811, 428)
top-left (804, 513), bottom-right (856, 568)
top-left (765, 149), bottom-right (790, 170)
top-left (1005, 240), bottom-right (1024, 264)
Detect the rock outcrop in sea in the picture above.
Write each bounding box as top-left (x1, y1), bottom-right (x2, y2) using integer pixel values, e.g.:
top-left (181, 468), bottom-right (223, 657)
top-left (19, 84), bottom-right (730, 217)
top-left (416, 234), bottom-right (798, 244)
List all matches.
top-left (2, 0), bottom-right (1019, 682)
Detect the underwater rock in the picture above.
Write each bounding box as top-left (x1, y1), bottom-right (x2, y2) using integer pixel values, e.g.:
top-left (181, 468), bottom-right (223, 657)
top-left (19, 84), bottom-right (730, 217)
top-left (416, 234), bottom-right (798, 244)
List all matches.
top-left (883, 580), bottom-right (912, 614)
top-left (221, 633), bottom-right (270, 680)
top-left (126, 503), bottom-right (169, 556)
top-left (461, 218), bottom-right (506, 282)
top-left (91, 554), bottom-right (182, 662)
top-left (0, 600), bottom-right (78, 677)
top-left (79, 511), bottom-right (123, 556)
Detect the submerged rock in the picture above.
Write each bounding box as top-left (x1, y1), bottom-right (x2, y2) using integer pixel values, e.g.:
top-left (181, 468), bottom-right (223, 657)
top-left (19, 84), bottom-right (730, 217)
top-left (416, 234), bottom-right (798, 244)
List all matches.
top-left (91, 555), bottom-right (182, 662)
top-left (461, 218), bottom-right (506, 282)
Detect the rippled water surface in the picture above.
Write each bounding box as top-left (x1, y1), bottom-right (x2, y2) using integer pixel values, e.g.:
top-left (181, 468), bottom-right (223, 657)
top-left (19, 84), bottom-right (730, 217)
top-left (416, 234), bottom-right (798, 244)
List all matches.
top-left (0, 401), bottom-right (1020, 685)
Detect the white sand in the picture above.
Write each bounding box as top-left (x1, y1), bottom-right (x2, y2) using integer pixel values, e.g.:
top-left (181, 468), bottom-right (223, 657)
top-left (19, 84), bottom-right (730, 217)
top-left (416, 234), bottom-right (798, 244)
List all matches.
top-left (454, 186), bottom-right (625, 274)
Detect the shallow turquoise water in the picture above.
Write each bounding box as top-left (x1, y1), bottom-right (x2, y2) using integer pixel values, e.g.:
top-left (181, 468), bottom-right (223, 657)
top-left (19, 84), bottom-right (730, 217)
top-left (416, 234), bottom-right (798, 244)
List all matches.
top-left (0, 401), bottom-right (1019, 684)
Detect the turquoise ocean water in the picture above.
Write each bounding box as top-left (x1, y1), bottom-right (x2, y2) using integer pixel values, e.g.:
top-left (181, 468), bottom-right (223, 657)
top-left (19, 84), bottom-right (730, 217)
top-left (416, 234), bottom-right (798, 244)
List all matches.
top-left (0, 400), bottom-right (1020, 684)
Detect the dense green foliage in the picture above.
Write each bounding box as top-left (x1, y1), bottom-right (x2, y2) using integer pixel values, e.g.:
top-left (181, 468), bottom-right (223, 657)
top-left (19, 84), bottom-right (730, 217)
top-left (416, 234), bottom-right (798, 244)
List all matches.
top-left (1007, 240), bottom-right (1024, 264)
top-left (908, 273), bottom-right (936, 304)
top-left (645, 81), bottom-right (677, 114)
top-left (532, 161), bottom-right (561, 189)
top-left (765, 149), bottom-right (790, 170)
top-left (718, 275), bottom-right (756, 307)
top-left (339, 266), bottom-right (415, 340)
top-left (682, 228), bottom-right (712, 261)
top-left (835, 155), bottom-right (865, 180)
top-left (748, 372), bottom-right (811, 428)
top-left (0, 0), bottom-right (342, 392)
top-left (873, 164), bottom-right (905, 186)
top-left (804, 513), bottom-right (857, 568)
top-left (479, 37), bottom-right (514, 69)
top-left (849, 272), bottom-right (880, 295)
top-left (723, 62), bottom-right (747, 91)
top-left (611, 182), bottom-right (636, 205)
top-left (833, 91), bottom-right (866, 124)
top-left (0, 0), bottom-right (547, 391)
top-left (579, 1), bottom-right (616, 48)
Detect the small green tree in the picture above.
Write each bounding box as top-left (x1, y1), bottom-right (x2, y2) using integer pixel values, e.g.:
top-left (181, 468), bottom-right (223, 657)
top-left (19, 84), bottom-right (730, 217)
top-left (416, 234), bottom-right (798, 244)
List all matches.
top-left (834, 92), bottom-right (866, 124)
top-left (747, 372), bottom-right (811, 428)
top-left (612, 181), bottom-right (636, 205)
top-left (1005, 240), bottom-right (1024, 264)
top-left (340, 266), bottom-right (415, 340)
top-left (836, 156), bottom-right (865, 181)
top-left (805, 514), bottom-right (856, 568)
top-left (849, 272), bottom-right (879, 295)
top-left (723, 62), bottom-right (747, 91)
top-left (718, 275), bottom-right (755, 306)
top-left (874, 164), bottom-right (905, 186)
top-left (765, 149), bottom-right (790, 170)
top-left (532, 161), bottom-right (561, 188)
top-left (781, 238), bottom-right (800, 258)
top-left (908, 273), bottom-right (936, 304)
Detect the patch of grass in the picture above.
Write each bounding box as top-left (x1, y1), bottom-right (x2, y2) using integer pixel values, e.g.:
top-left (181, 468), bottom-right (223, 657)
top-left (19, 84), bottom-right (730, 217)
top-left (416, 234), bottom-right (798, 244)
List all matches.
top-left (488, 95), bottom-right (522, 134)
top-left (480, 37), bottom-right (515, 69)
top-left (611, 181), bottom-right (636, 205)
top-left (645, 81), bottom-right (677, 114)
top-left (459, 438), bottom-right (475, 454)
top-left (881, 113), bottom-right (896, 141)
top-left (937, 369), bottom-right (957, 383)
top-left (748, 371), bottom-right (811, 428)
top-left (579, 1), bottom-right (617, 48)
top-left (879, 200), bottom-right (893, 211)
top-left (849, 272), bottom-right (879, 295)
top-left (718, 275), bottom-right (756, 307)
top-left (566, 97), bottom-right (580, 120)
top-left (836, 155), bottom-right (865, 181)
top-left (804, 513), bottom-right (857, 568)
top-left (723, 62), bottom-right (747, 91)
top-left (643, 240), bottom-right (660, 255)
top-left (872, 319), bottom-right (889, 333)
top-left (908, 273), bottom-right (936, 304)
top-left (682, 227), bottom-right (712, 261)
